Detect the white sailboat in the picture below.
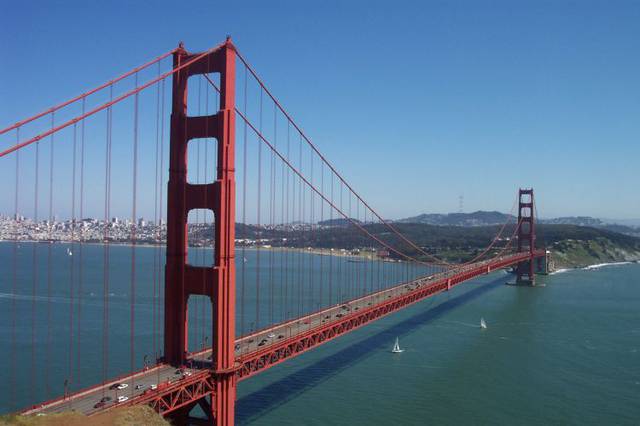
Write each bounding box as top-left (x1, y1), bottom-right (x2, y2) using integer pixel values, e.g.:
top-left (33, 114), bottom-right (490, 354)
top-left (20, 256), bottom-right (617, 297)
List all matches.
top-left (391, 337), bottom-right (404, 353)
top-left (480, 317), bottom-right (487, 329)
top-left (67, 248), bottom-right (73, 256)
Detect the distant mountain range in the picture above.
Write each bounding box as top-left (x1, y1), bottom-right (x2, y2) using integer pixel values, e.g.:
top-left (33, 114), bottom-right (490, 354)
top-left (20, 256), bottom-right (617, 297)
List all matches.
top-left (397, 211), bottom-right (512, 227)
top-left (396, 211), bottom-right (640, 237)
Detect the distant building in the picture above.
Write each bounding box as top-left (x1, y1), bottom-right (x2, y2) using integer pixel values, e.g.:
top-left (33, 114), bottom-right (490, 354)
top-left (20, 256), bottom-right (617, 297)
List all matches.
top-left (377, 249), bottom-right (390, 258)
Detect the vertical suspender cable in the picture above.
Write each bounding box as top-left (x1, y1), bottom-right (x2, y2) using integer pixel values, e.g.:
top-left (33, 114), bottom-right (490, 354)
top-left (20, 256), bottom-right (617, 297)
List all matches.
top-left (309, 150), bottom-right (314, 318)
top-left (348, 193), bottom-right (352, 299)
top-left (290, 131), bottom-right (296, 322)
top-left (357, 201), bottom-right (361, 297)
top-left (31, 134), bottom-right (39, 403)
top-left (157, 76), bottom-right (166, 382)
top-left (364, 208), bottom-right (368, 296)
top-left (240, 66), bottom-right (248, 339)
top-left (298, 133), bottom-right (303, 317)
top-left (282, 121), bottom-right (288, 322)
top-left (338, 181), bottom-right (343, 305)
top-left (368, 209), bottom-right (372, 295)
top-left (284, 122), bottom-right (290, 322)
top-left (47, 114), bottom-right (54, 399)
top-left (130, 72), bottom-right (140, 393)
top-left (329, 172), bottom-right (334, 306)
top-left (290, 131), bottom-right (297, 321)
top-left (69, 123), bottom-right (77, 394)
top-left (152, 63), bottom-right (161, 368)
top-left (11, 128), bottom-right (20, 410)
top-left (102, 87), bottom-right (113, 394)
top-left (107, 86), bottom-right (112, 386)
top-left (269, 104), bottom-right (275, 327)
top-left (256, 88), bottom-right (263, 331)
top-left (77, 98), bottom-right (85, 387)
top-left (278, 115), bottom-right (284, 323)
top-left (319, 161), bottom-right (324, 310)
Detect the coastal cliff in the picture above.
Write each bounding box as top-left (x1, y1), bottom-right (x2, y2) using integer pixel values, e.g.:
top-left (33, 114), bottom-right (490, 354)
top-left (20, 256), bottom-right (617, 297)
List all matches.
top-left (548, 237), bottom-right (640, 270)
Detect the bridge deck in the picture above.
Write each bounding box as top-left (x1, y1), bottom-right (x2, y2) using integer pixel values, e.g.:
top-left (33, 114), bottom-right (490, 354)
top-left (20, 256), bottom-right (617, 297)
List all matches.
top-left (22, 251), bottom-right (544, 417)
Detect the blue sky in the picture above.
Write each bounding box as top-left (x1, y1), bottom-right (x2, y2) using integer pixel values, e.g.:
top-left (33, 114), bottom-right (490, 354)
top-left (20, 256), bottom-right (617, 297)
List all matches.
top-left (1, 0), bottom-right (639, 220)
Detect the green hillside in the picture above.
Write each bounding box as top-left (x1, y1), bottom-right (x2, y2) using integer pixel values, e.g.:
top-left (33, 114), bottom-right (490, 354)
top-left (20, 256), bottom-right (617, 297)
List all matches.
top-left (232, 223), bottom-right (640, 268)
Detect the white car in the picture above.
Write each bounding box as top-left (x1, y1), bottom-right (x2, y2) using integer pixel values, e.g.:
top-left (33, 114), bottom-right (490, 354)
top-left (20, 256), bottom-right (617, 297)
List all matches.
top-left (116, 383), bottom-right (129, 390)
top-left (117, 396), bottom-right (129, 403)
top-left (150, 384), bottom-right (158, 390)
top-left (267, 333), bottom-right (276, 339)
top-left (183, 371), bottom-right (193, 377)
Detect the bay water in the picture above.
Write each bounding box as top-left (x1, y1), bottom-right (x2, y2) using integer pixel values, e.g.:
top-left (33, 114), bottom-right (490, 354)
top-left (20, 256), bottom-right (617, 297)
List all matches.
top-left (1, 242), bottom-right (639, 424)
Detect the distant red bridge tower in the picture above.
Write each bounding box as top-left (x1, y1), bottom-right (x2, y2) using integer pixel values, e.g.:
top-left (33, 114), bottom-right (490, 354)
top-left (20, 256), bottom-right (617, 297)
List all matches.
top-left (516, 188), bottom-right (537, 284)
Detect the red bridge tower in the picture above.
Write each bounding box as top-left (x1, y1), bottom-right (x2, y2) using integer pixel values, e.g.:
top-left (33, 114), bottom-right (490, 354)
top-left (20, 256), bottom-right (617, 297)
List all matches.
top-left (516, 188), bottom-right (537, 285)
top-left (164, 39), bottom-right (237, 425)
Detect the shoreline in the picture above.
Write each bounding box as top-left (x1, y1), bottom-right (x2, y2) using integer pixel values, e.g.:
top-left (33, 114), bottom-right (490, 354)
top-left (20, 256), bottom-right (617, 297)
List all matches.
top-left (583, 261), bottom-right (633, 270)
top-left (0, 239), bottom-right (392, 262)
top-left (550, 260), bottom-right (638, 275)
top-left (2, 240), bottom-right (639, 271)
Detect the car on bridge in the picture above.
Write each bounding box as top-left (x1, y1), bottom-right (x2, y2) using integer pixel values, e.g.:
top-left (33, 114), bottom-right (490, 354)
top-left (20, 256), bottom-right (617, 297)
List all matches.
top-left (117, 396), bottom-right (129, 403)
top-left (109, 383), bottom-right (128, 390)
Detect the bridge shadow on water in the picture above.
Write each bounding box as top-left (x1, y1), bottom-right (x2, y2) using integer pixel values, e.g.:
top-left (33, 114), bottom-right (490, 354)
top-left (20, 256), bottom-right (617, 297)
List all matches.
top-left (236, 276), bottom-right (505, 424)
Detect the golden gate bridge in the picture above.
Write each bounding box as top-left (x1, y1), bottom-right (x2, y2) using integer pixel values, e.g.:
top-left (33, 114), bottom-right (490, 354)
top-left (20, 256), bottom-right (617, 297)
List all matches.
top-left (0, 38), bottom-right (546, 425)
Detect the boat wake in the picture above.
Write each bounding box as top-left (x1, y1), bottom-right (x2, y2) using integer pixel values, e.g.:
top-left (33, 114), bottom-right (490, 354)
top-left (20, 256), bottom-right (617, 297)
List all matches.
top-left (583, 262), bottom-right (632, 270)
top-left (550, 268), bottom-right (571, 275)
top-left (441, 320), bottom-right (487, 329)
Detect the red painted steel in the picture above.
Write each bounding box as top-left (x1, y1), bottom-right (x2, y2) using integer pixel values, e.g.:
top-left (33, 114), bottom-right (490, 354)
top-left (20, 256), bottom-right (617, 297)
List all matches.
top-left (516, 188), bottom-right (536, 284)
top-left (0, 41), bottom-right (227, 158)
top-left (125, 251), bottom-right (544, 418)
top-left (233, 251), bottom-right (543, 380)
top-left (0, 48), bottom-right (177, 136)
top-left (133, 372), bottom-right (214, 416)
top-left (164, 38), bottom-right (237, 425)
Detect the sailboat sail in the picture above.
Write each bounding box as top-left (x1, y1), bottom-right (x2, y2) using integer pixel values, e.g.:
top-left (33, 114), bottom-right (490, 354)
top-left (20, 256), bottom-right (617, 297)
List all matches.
top-left (391, 337), bottom-right (404, 353)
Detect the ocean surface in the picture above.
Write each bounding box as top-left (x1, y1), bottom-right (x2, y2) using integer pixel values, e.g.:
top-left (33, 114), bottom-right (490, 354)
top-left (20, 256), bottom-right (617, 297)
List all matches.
top-left (1, 242), bottom-right (639, 424)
